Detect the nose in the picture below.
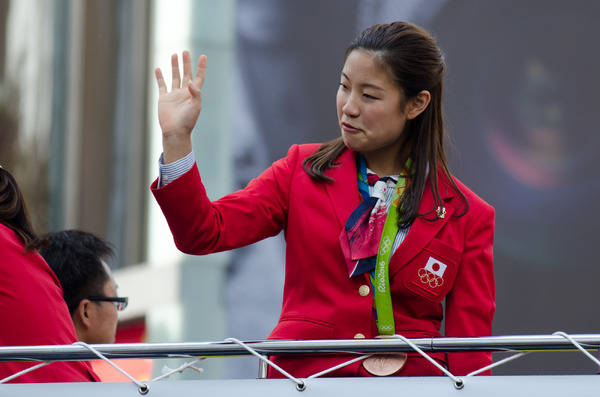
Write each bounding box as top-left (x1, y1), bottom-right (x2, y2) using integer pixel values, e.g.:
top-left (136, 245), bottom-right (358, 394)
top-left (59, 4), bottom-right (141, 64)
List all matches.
top-left (337, 86), bottom-right (362, 118)
top-left (342, 94), bottom-right (360, 117)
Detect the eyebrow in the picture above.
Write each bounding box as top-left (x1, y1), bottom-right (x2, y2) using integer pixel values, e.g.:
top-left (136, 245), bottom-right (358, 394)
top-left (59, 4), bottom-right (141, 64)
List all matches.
top-left (341, 72), bottom-right (385, 91)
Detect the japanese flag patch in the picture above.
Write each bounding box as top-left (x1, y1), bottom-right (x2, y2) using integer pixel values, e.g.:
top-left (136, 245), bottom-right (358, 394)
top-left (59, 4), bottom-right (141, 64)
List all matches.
top-left (424, 257), bottom-right (447, 278)
top-left (405, 241), bottom-right (461, 303)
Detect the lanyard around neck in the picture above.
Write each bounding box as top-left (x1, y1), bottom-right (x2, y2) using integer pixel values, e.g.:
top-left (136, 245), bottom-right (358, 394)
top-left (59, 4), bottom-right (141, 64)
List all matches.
top-left (357, 155), bottom-right (410, 335)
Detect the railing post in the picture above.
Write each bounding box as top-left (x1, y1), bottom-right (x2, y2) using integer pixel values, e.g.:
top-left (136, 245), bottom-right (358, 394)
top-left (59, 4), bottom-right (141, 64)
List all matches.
top-left (258, 355), bottom-right (269, 378)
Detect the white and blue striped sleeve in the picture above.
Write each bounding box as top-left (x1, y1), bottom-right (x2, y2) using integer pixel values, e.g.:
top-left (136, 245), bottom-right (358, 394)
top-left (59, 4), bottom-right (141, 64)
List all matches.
top-left (157, 151), bottom-right (195, 187)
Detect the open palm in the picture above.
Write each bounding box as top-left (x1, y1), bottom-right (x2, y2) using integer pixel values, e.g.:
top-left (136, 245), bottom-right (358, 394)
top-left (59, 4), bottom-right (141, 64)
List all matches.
top-left (155, 51), bottom-right (207, 139)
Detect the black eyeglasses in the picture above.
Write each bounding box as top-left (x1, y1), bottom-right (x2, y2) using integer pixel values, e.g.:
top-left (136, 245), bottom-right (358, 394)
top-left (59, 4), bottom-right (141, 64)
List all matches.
top-left (87, 296), bottom-right (129, 311)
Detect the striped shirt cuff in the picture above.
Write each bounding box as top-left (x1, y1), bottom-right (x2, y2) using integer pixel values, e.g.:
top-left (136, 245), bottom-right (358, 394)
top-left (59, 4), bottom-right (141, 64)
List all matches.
top-left (158, 151), bottom-right (195, 187)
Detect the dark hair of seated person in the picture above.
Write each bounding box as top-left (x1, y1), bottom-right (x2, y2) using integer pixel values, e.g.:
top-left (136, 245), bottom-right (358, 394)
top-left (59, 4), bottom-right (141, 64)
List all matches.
top-left (0, 167), bottom-right (39, 249)
top-left (37, 230), bottom-right (115, 314)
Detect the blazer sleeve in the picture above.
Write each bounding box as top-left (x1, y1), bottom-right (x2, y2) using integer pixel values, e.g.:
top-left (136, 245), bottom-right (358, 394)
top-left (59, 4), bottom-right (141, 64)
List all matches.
top-left (444, 202), bottom-right (496, 375)
top-left (151, 145), bottom-right (301, 255)
top-left (0, 226), bottom-right (99, 382)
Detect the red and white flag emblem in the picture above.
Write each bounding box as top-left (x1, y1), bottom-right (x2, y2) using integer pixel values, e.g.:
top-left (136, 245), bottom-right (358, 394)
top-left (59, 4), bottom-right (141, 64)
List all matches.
top-left (424, 257), bottom-right (447, 278)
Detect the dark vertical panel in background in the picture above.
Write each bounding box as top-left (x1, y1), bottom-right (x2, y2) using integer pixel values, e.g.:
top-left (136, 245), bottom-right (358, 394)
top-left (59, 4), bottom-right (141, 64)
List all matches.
top-left (430, 0), bottom-right (600, 374)
top-left (49, 0), bottom-right (70, 231)
top-left (0, 0), bottom-right (16, 167)
top-left (107, 0), bottom-right (151, 268)
top-left (79, 0), bottom-right (119, 235)
top-left (0, 0), bottom-right (7, 78)
top-left (76, 0), bottom-right (150, 267)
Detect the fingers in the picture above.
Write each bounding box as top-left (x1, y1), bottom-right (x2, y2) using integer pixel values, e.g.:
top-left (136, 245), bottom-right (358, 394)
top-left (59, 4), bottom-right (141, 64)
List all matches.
top-left (182, 50), bottom-right (192, 86)
top-left (157, 51), bottom-right (207, 93)
top-left (170, 53), bottom-right (181, 91)
top-left (188, 81), bottom-right (201, 98)
top-left (194, 54), bottom-right (208, 90)
top-left (154, 67), bottom-right (167, 94)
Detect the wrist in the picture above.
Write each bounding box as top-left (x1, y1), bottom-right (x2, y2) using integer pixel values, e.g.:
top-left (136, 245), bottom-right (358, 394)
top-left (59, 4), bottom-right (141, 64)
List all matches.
top-left (162, 135), bottom-right (192, 164)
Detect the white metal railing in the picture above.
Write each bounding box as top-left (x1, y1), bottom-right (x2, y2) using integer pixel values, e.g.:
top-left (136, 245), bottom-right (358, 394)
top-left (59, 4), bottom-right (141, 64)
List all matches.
top-left (2, 333), bottom-right (600, 396)
top-left (2, 333), bottom-right (600, 363)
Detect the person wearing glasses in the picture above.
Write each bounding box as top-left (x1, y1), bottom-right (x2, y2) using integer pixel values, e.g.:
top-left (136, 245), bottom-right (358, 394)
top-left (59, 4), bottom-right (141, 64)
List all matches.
top-left (38, 230), bottom-right (127, 345)
top-left (0, 167), bottom-right (98, 382)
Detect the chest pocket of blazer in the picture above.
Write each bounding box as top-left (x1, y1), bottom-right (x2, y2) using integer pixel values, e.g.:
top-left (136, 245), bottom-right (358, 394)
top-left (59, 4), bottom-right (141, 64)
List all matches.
top-left (402, 238), bottom-right (462, 303)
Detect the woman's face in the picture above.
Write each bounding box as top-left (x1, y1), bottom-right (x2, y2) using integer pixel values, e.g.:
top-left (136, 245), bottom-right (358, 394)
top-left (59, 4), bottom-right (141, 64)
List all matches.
top-left (336, 50), bottom-right (409, 173)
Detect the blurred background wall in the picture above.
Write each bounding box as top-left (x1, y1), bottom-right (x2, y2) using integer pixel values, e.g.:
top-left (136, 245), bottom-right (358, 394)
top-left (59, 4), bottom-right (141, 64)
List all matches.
top-left (0, 0), bottom-right (598, 380)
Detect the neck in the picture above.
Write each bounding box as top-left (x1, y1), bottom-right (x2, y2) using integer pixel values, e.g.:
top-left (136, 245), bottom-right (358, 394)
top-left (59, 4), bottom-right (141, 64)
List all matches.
top-left (361, 142), bottom-right (411, 177)
top-left (363, 154), bottom-right (404, 177)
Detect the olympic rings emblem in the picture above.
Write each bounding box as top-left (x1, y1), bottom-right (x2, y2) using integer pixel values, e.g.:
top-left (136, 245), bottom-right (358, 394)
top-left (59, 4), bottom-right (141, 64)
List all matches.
top-left (379, 236), bottom-right (392, 255)
top-left (379, 325), bottom-right (394, 332)
top-left (417, 268), bottom-right (444, 288)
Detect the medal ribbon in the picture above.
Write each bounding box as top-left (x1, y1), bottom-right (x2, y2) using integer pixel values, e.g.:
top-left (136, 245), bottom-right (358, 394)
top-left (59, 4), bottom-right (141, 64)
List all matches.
top-left (360, 156), bottom-right (410, 335)
top-left (370, 181), bottom-right (403, 335)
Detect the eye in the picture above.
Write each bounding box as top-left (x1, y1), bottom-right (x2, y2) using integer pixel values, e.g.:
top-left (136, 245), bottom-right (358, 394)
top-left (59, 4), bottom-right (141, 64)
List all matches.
top-left (363, 93), bottom-right (378, 100)
top-left (339, 82), bottom-right (348, 90)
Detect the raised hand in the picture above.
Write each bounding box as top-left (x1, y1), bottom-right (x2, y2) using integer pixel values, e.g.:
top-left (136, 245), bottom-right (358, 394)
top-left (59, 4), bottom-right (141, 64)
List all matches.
top-left (155, 51), bottom-right (207, 164)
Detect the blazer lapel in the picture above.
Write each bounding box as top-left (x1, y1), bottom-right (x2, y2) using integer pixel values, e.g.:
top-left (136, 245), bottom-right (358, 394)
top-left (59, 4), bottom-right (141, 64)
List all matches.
top-left (389, 172), bottom-right (458, 278)
top-left (325, 149), bottom-right (360, 229)
top-left (326, 153), bottom-right (460, 280)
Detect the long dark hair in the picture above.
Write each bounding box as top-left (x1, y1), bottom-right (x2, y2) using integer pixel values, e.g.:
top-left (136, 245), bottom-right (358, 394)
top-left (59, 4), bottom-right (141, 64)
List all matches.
top-left (303, 21), bottom-right (468, 227)
top-left (0, 167), bottom-right (39, 248)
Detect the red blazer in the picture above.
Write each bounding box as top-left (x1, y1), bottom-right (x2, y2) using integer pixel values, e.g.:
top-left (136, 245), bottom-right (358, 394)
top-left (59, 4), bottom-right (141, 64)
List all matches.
top-left (0, 224), bottom-right (99, 383)
top-left (152, 144), bottom-right (495, 377)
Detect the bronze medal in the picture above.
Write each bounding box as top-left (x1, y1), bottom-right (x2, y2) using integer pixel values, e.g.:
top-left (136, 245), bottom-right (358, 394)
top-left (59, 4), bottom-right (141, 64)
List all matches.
top-left (362, 353), bottom-right (407, 376)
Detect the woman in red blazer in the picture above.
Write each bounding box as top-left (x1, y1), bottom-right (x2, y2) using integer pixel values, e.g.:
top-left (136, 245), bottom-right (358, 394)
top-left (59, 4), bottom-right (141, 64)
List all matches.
top-left (152, 21), bottom-right (495, 378)
top-left (0, 168), bottom-right (99, 383)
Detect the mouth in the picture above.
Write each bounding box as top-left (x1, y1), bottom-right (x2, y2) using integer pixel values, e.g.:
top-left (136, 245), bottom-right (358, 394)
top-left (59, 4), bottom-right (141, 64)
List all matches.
top-left (341, 122), bottom-right (361, 133)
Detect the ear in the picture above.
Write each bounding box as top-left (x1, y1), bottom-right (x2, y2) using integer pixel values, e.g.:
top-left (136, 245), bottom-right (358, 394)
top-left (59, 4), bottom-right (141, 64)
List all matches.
top-left (406, 90), bottom-right (431, 120)
top-left (73, 299), bottom-right (93, 329)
